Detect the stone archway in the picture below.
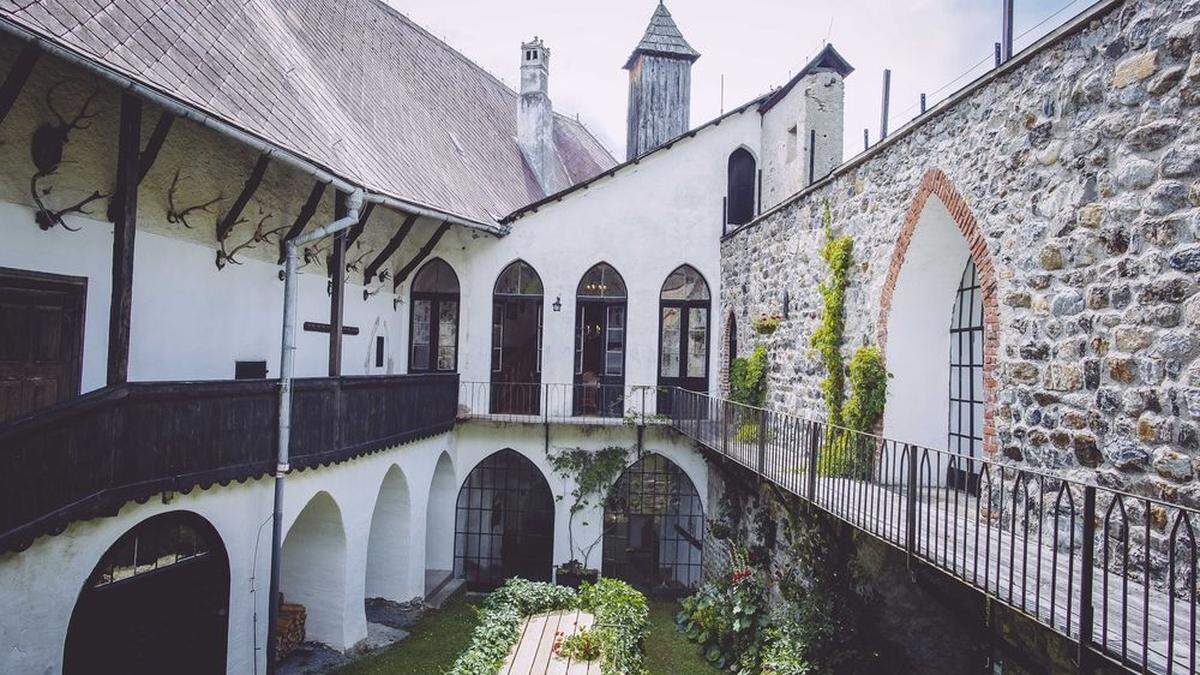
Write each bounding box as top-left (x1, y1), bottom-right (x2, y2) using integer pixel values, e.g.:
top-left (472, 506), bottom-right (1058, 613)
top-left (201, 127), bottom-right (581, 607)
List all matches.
top-left (424, 452), bottom-right (456, 596)
top-left (365, 465), bottom-right (412, 602)
top-left (282, 492), bottom-right (348, 649)
top-left (878, 168), bottom-right (998, 462)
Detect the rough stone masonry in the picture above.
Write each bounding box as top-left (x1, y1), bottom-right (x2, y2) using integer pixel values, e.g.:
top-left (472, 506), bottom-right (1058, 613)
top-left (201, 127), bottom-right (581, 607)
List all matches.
top-left (720, 0), bottom-right (1200, 503)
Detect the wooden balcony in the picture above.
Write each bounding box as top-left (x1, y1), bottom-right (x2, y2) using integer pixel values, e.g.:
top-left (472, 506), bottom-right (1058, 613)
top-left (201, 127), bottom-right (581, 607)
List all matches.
top-left (0, 373), bottom-right (458, 554)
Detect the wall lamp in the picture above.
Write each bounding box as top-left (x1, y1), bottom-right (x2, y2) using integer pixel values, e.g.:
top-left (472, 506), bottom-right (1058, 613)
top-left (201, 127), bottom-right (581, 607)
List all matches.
top-left (552, 295), bottom-right (562, 312)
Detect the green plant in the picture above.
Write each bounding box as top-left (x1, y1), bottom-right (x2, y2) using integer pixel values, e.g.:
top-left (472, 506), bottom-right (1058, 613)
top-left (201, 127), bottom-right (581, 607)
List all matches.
top-left (809, 202), bottom-right (852, 429)
top-left (843, 346), bottom-right (887, 433)
top-left (675, 547), bottom-right (771, 672)
top-left (729, 345), bottom-right (768, 407)
top-left (578, 577), bottom-right (650, 674)
top-left (446, 578), bottom-right (575, 675)
top-left (555, 627), bottom-right (603, 661)
top-left (751, 313), bottom-right (783, 335)
top-left (547, 446), bottom-right (629, 566)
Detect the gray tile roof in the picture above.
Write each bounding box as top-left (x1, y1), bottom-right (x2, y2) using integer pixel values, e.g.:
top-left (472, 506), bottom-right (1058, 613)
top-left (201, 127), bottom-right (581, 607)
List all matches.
top-left (0, 0), bottom-right (616, 226)
top-left (624, 2), bottom-right (699, 69)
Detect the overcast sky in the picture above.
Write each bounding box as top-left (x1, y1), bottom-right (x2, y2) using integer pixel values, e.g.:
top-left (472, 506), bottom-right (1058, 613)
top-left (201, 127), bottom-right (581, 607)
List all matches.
top-left (387, 0), bottom-right (1087, 159)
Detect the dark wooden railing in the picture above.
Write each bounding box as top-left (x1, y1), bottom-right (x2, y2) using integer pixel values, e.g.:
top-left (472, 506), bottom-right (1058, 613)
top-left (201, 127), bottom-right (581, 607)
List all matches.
top-left (668, 388), bottom-right (1198, 675)
top-left (0, 373), bottom-right (457, 553)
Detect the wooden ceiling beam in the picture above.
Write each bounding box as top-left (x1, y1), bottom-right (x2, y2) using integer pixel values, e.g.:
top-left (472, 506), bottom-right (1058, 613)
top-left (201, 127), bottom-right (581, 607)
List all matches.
top-left (277, 180), bottom-right (327, 263)
top-left (216, 152), bottom-right (270, 241)
top-left (343, 201), bottom-right (375, 249)
top-left (393, 221), bottom-right (451, 290)
top-left (0, 43), bottom-right (39, 128)
top-left (108, 110), bottom-right (175, 222)
top-left (363, 212), bottom-right (416, 285)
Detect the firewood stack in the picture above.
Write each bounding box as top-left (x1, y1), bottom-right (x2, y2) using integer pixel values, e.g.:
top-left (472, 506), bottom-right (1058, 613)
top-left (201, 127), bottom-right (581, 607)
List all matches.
top-left (274, 595), bottom-right (306, 662)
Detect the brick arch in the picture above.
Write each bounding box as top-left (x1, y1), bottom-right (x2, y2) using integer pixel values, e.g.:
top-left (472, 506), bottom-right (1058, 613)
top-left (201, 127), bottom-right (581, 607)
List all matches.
top-left (878, 168), bottom-right (999, 455)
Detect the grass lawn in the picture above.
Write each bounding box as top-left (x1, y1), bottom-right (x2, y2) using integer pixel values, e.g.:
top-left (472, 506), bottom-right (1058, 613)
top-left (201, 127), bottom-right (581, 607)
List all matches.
top-left (335, 591), bottom-right (481, 675)
top-left (644, 599), bottom-right (721, 674)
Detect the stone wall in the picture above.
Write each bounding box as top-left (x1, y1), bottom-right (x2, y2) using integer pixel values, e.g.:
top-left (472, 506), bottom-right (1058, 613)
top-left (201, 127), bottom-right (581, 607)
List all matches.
top-left (720, 0), bottom-right (1200, 500)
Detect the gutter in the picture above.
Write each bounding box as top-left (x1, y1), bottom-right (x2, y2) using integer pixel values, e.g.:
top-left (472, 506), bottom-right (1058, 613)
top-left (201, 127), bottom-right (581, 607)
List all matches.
top-left (0, 16), bottom-right (506, 236)
top-left (265, 188), bottom-right (365, 672)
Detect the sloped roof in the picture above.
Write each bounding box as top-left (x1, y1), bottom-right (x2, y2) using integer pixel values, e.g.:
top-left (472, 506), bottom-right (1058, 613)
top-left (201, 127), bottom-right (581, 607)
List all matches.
top-left (0, 0), bottom-right (615, 227)
top-left (624, 2), bottom-right (700, 69)
top-left (758, 44), bottom-right (854, 113)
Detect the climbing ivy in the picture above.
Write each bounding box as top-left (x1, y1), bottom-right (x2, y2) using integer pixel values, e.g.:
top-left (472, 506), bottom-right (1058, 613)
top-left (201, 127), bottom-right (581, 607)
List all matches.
top-left (729, 344), bottom-right (769, 407)
top-left (547, 446), bottom-right (629, 566)
top-left (809, 203), bottom-right (853, 428)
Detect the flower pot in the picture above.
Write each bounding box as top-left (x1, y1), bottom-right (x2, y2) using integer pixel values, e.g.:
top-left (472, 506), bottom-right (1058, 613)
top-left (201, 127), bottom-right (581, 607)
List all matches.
top-left (556, 568), bottom-right (599, 589)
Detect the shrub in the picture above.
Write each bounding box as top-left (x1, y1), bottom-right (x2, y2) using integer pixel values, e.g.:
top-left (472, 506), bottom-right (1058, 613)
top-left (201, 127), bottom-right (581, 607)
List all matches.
top-left (577, 577), bottom-right (649, 674)
top-left (730, 344), bottom-right (768, 407)
top-left (842, 346), bottom-right (887, 434)
top-left (675, 549), bottom-right (771, 672)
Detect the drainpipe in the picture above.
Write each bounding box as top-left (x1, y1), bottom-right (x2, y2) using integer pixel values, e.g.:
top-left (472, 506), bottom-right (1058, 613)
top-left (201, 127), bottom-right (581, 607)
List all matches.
top-left (265, 188), bottom-right (364, 672)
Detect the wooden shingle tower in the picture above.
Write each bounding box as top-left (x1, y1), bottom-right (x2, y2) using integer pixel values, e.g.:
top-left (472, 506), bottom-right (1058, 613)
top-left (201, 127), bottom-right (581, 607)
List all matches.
top-left (624, 1), bottom-right (700, 160)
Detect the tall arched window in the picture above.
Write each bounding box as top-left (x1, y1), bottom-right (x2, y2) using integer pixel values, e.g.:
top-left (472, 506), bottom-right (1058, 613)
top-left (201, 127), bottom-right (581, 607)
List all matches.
top-left (727, 148), bottom-right (756, 226)
top-left (491, 260), bottom-right (544, 414)
top-left (64, 512), bottom-right (230, 674)
top-left (948, 258), bottom-right (984, 492)
top-left (409, 258), bottom-right (459, 373)
top-left (574, 263), bottom-right (627, 417)
top-left (657, 265), bottom-right (710, 414)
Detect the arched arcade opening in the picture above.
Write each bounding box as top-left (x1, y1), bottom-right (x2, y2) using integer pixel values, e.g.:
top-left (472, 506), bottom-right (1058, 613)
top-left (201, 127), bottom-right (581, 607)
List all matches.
top-left (365, 465), bottom-right (412, 602)
top-left (453, 449), bottom-right (555, 590)
top-left (602, 453), bottom-right (704, 594)
top-left (425, 452), bottom-right (456, 596)
top-left (63, 511), bottom-right (230, 674)
top-left (281, 491), bottom-right (347, 649)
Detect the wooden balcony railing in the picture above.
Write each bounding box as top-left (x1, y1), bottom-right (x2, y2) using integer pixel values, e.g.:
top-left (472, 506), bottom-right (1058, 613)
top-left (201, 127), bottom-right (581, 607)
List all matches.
top-left (0, 373), bottom-right (458, 554)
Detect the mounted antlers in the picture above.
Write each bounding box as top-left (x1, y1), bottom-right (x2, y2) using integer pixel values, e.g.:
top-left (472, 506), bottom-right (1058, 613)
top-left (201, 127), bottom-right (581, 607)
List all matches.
top-left (166, 169), bottom-right (222, 229)
top-left (365, 269), bottom-right (391, 301)
top-left (345, 242), bottom-right (376, 274)
top-left (29, 80), bottom-right (107, 230)
top-left (216, 207), bottom-right (287, 269)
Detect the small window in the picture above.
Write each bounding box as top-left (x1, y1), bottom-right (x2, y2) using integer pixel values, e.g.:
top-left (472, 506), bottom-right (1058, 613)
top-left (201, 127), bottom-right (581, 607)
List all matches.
top-left (375, 336), bottom-right (385, 368)
top-left (786, 125), bottom-right (798, 163)
top-left (234, 361), bottom-right (267, 380)
top-left (727, 148), bottom-right (756, 226)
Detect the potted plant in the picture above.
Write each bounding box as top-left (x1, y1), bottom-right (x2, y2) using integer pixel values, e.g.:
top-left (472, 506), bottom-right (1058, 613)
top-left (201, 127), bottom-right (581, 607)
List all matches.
top-left (547, 446), bottom-right (629, 588)
top-left (555, 558), bottom-right (599, 589)
top-left (751, 313), bottom-right (782, 335)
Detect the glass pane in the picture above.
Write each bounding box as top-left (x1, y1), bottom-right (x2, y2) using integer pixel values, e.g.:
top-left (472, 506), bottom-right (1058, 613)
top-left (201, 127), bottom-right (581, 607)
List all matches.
top-left (412, 258), bottom-right (459, 293)
top-left (687, 308), bottom-right (707, 378)
top-left (660, 307), bottom-right (681, 377)
top-left (411, 300), bottom-right (431, 370)
top-left (606, 306), bottom-right (625, 376)
top-left (660, 265), bottom-right (709, 301)
top-left (577, 263), bottom-right (627, 298)
top-left (495, 261), bottom-right (543, 296)
top-left (438, 301), bottom-right (458, 371)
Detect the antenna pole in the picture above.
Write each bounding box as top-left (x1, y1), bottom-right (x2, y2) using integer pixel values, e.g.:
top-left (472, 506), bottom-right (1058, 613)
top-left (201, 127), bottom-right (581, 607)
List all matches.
top-left (879, 69), bottom-right (891, 140)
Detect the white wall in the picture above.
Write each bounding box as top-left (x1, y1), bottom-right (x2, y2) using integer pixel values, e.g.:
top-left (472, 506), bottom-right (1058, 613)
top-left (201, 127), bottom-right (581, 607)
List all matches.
top-left (759, 71), bottom-right (845, 211)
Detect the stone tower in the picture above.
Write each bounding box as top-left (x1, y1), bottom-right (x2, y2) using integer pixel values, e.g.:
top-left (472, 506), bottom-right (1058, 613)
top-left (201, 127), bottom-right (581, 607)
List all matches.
top-left (518, 37), bottom-right (556, 193)
top-left (624, 2), bottom-right (699, 160)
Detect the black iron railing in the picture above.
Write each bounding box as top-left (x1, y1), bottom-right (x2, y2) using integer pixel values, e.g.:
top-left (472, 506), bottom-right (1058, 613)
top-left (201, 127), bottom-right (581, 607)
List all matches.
top-left (667, 388), bottom-right (1197, 675)
top-left (457, 381), bottom-right (669, 426)
top-left (0, 373), bottom-right (458, 554)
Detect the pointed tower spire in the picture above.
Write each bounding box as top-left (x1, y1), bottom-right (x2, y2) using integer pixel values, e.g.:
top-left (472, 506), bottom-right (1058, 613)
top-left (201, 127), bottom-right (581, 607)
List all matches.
top-left (623, 2), bottom-right (700, 159)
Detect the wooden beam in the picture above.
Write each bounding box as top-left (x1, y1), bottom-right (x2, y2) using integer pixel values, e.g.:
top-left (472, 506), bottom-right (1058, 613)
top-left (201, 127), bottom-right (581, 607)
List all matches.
top-left (107, 92), bottom-right (141, 386)
top-left (108, 110), bottom-right (175, 221)
top-left (328, 191), bottom-right (350, 377)
top-left (0, 43), bottom-right (39, 128)
top-left (363, 213), bottom-right (416, 285)
top-left (216, 153), bottom-right (270, 241)
top-left (277, 180), bottom-right (327, 263)
top-left (393, 221), bottom-right (451, 289)
top-left (344, 201), bottom-right (375, 249)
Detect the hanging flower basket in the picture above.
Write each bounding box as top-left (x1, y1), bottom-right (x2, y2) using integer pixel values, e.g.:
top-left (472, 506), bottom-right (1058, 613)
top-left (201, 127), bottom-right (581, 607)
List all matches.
top-left (751, 313), bottom-right (782, 335)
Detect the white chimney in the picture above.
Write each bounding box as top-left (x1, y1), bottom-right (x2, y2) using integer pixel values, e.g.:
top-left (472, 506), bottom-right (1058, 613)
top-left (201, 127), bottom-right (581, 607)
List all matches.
top-left (518, 37), bottom-right (555, 193)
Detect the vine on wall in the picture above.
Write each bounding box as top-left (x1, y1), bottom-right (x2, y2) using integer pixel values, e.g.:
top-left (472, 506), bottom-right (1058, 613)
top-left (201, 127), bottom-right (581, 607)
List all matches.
top-left (809, 203), bottom-right (854, 428)
top-left (546, 446), bottom-right (629, 568)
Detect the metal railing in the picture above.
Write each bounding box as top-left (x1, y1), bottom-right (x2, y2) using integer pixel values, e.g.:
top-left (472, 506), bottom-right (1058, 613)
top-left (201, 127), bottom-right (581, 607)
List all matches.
top-left (667, 388), bottom-right (1198, 675)
top-left (458, 381), bottom-right (671, 426)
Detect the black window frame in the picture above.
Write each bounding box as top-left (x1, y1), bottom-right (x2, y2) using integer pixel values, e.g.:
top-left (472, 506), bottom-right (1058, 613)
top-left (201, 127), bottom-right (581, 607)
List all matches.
top-left (408, 258), bottom-right (460, 374)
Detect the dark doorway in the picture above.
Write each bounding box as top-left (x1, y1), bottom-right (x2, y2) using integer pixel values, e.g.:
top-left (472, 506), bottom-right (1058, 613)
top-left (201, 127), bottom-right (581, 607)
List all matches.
top-left (602, 453), bottom-right (704, 595)
top-left (727, 148), bottom-right (756, 226)
top-left (64, 511), bottom-right (230, 675)
top-left (0, 267), bottom-right (86, 422)
top-left (574, 263), bottom-right (626, 417)
top-left (409, 258), bottom-right (460, 373)
top-left (453, 449), bottom-right (555, 590)
top-left (657, 265), bottom-right (710, 415)
top-left (490, 261), bottom-right (543, 414)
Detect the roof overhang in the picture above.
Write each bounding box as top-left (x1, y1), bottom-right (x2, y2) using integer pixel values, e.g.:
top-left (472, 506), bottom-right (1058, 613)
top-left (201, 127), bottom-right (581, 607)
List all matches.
top-left (758, 44), bottom-right (854, 114)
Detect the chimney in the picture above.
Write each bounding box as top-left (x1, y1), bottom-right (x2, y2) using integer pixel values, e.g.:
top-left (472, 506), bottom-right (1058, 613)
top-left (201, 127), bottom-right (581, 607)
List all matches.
top-left (518, 37), bottom-right (555, 193)
top-left (624, 2), bottom-right (700, 160)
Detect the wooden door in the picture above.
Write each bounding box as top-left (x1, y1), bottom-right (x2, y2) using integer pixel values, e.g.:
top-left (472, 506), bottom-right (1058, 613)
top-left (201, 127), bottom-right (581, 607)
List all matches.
top-left (0, 268), bottom-right (86, 423)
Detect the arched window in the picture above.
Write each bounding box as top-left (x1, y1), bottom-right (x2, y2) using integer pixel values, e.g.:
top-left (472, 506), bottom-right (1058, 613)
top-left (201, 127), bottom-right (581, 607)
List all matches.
top-left (948, 258), bottom-right (984, 492)
top-left (574, 263), bottom-right (627, 417)
top-left (603, 453), bottom-right (704, 591)
top-left (454, 449), bottom-right (554, 590)
top-left (409, 258), bottom-right (459, 373)
top-left (491, 261), bottom-right (544, 414)
top-left (727, 148), bottom-right (756, 226)
top-left (65, 512), bottom-right (229, 673)
top-left (657, 265), bottom-right (710, 414)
